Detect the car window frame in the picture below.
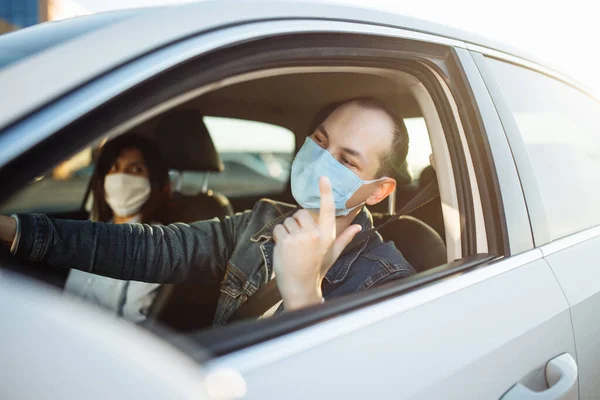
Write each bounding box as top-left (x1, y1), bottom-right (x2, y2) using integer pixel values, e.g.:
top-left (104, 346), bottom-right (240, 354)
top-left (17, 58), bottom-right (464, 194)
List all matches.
top-left (455, 49), bottom-right (534, 255)
top-left (0, 23), bottom-right (500, 356)
top-left (0, 23), bottom-right (482, 250)
top-left (471, 52), bottom-right (552, 247)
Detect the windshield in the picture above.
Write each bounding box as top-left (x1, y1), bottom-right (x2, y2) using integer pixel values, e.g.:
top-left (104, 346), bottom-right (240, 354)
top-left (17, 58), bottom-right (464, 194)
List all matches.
top-left (0, 11), bottom-right (135, 70)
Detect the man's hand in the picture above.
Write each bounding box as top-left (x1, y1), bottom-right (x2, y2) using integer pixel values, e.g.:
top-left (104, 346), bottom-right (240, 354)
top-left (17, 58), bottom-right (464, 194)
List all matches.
top-left (272, 177), bottom-right (362, 311)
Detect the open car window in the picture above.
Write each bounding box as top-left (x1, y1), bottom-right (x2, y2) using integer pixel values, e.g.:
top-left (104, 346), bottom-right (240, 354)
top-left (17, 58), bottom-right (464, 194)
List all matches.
top-left (0, 26), bottom-right (501, 369)
top-left (404, 117), bottom-right (433, 179)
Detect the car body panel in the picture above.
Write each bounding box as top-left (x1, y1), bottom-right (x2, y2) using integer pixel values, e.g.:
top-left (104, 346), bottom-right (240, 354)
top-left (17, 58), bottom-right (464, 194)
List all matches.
top-left (207, 252), bottom-right (576, 399)
top-left (542, 231), bottom-right (600, 399)
top-left (473, 41), bottom-right (600, 400)
top-left (0, 272), bottom-right (214, 400)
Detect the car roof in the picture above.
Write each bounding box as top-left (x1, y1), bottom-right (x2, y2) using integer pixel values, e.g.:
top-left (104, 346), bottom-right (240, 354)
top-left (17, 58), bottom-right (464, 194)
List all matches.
top-left (0, 0), bottom-right (562, 131)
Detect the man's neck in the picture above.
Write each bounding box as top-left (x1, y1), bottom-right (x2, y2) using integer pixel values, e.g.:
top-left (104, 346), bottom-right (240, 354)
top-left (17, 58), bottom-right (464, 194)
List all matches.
top-left (307, 207), bottom-right (363, 238)
top-left (335, 207), bottom-right (363, 238)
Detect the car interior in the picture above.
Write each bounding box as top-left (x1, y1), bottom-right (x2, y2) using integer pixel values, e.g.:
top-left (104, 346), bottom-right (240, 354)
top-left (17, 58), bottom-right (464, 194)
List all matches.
top-left (1, 68), bottom-right (451, 334)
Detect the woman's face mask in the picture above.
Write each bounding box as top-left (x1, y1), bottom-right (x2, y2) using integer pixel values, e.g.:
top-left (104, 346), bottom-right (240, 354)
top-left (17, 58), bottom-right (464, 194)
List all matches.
top-left (290, 138), bottom-right (385, 216)
top-left (104, 173), bottom-right (151, 217)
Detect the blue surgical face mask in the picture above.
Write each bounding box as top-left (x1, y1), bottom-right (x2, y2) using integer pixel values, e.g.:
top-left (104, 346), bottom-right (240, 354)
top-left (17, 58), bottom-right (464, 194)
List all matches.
top-left (291, 138), bottom-right (385, 216)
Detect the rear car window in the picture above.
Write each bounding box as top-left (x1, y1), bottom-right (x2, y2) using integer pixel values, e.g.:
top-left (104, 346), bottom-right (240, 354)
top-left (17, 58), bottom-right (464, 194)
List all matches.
top-left (1, 117), bottom-right (296, 214)
top-left (486, 57), bottom-right (600, 240)
top-left (178, 116), bottom-right (295, 198)
top-left (404, 117), bottom-right (432, 179)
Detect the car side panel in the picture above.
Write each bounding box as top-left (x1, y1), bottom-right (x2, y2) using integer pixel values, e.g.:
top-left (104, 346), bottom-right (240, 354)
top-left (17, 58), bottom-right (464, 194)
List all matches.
top-left (543, 232), bottom-right (600, 399)
top-left (0, 274), bottom-right (212, 400)
top-left (210, 253), bottom-right (576, 399)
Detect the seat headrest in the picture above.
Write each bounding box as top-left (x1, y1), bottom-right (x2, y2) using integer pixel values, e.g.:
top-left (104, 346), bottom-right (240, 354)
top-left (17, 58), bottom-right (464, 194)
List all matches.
top-left (375, 215), bottom-right (446, 273)
top-left (154, 109), bottom-right (223, 172)
top-left (419, 165), bottom-right (437, 188)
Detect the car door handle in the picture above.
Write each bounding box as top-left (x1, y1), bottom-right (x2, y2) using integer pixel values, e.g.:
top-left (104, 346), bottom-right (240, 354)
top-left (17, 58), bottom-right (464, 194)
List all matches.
top-left (501, 353), bottom-right (578, 399)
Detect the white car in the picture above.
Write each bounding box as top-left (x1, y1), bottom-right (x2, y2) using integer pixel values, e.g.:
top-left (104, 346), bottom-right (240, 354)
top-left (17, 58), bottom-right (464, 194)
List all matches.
top-left (1, 1), bottom-right (598, 399)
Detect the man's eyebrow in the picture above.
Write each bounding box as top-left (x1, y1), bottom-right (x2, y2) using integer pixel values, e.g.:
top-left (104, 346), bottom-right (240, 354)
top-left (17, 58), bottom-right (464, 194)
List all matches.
top-left (317, 125), bottom-right (329, 139)
top-left (341, 146), bottom-right (365, 164)
top-left (319, 125), bottom-right (365, 164)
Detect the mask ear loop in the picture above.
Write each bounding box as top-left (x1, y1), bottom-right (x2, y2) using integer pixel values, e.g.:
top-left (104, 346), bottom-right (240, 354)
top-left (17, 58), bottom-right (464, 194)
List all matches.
top-left (363, 176), bottom-right (388, 185)
top-left (336, 201), bottom-right (365, 216)
top-left (337, 176), bottom-right (388, 216)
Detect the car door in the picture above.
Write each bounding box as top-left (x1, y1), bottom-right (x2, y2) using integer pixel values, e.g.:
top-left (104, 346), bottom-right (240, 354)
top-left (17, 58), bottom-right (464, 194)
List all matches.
top-left (204, 254), bottom-right (576, 400)
top-left (0, 272), bottom-right (218, 400)
top-left (0, 8), bottom-right (578, 400)
top-left (474, 49), bottom-right (600, 399)
top-left (199, 47), bottom-right (578, 400)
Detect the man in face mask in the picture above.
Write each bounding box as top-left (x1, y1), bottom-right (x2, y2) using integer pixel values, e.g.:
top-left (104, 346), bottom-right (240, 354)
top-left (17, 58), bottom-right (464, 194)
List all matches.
top-left (0, 97), bottom-right (415, 325)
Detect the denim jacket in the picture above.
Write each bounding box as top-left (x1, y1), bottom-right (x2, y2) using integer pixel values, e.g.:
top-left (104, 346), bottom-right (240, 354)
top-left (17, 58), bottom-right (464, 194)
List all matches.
top-left (15, 199), bottom-right (415, 326)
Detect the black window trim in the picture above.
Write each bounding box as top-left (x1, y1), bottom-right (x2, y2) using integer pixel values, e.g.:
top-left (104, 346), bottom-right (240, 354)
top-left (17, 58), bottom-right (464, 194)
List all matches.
top-left (446, 49), bottom-right (510, 256)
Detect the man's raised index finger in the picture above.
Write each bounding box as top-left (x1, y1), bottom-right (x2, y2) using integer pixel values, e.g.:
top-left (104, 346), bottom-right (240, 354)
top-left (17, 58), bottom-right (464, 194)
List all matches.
top-left (318, 176), bottom-right (335, 234)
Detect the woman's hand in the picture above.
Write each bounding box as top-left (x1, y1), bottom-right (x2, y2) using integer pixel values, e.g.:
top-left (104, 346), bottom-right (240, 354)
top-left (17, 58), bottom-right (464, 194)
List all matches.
top-left (272, 177), bottom-right (362, 311)
top-left (0, 215), bottom-right (17, 246)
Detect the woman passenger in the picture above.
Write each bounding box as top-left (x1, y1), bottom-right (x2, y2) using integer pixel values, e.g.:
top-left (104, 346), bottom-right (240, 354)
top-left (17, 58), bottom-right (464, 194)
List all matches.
top-left (64, 135), bottom-right (171, 323)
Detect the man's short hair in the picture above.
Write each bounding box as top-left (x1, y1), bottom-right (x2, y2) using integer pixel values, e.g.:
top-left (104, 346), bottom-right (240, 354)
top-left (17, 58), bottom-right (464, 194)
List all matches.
top-left (347, 97), bottom-right (409, 178)
top-left (310, 97), bottom-right (409, 178)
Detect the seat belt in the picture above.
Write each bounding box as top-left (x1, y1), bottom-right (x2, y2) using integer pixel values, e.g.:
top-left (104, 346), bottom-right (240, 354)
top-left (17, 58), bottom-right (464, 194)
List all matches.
top-left (340, 180), bottom-right (439, 257)
top-left (229, 181), bottom-right (440, 322)
top-left (228, 278), bottom-right (281, 322)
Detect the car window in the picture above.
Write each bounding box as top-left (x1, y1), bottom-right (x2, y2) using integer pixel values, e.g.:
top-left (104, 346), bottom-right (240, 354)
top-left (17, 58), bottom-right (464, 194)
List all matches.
top-left (485, 57), bottom-right (600, 240)
top-left (177, 116), bottom-right (295, 198)
top-left (404, 117), bottom-right (432, 179)
top-left (1, 117), bottom-right (296, 213)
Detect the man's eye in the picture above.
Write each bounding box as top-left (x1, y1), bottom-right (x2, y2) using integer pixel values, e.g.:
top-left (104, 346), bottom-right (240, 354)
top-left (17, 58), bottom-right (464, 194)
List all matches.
top-left (341, 157), bottom-right (356, 168)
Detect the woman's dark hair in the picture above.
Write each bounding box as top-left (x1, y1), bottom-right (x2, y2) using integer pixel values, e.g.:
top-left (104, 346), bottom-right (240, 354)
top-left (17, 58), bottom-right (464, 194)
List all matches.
top-left (90, 135), bottom-right (170, 223)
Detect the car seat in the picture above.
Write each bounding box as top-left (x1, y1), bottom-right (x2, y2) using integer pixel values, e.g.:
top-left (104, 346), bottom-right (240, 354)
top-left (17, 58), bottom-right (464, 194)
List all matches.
top-left (148, 109), bottom-right (234, 332)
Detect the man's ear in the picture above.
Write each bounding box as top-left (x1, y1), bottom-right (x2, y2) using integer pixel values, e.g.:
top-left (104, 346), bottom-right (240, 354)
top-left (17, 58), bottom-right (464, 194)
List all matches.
top-left (365, 177), bottom-right (396, 206)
